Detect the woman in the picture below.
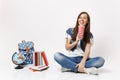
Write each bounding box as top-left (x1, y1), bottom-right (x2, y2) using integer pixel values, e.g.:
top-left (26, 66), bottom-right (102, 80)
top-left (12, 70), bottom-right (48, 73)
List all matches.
top-left (54, 12), bottom-right (105, 75)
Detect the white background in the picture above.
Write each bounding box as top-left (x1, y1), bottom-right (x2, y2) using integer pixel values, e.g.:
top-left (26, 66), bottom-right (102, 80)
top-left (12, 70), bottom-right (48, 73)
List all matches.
top-left (0, 0), bottom-right (120, 80)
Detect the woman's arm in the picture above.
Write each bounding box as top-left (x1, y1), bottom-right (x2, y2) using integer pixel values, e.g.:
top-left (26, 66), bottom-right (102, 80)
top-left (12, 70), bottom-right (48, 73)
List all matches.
top-left (77, 42), bottom-right (91, 72)
top-left (81, 43), bottom-right (91, 63)
top-left (65, 33), bottom-right (82, 50)
top-left (65, 38), bottom-right (79, 50)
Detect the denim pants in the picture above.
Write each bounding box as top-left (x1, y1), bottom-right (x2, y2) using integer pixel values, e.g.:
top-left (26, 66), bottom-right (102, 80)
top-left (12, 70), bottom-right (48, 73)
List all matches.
top-left (54, 52), bottom-right (105, 73)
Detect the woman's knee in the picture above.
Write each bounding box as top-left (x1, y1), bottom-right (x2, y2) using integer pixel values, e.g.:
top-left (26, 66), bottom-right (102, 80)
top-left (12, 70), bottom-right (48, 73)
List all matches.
top-left (54, 52), bottom-right (63, 61)
top-left (96, 57), bottom-right (105, 68)
top-left (54, 52), bottom-right (60, 58)
top-left (99, 57), bottom-right (105, 66)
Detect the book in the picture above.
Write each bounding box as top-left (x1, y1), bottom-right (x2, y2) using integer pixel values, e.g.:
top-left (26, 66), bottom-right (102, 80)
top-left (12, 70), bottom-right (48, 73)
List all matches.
top-left (33, 51), bottom-right (49, 66)
top-left (35, 52), bottom-right (38, 66)
top-left (29, 65), bottom-right (49, 72)
top-left (41, 51), bottom-right (49, 66)
top-left (40, 52), bottom-right (43, 65)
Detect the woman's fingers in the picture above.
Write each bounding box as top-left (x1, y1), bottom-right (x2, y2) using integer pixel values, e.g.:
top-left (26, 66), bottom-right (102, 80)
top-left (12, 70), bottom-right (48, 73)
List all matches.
top-left (77, 34), bottom-right (83, 40)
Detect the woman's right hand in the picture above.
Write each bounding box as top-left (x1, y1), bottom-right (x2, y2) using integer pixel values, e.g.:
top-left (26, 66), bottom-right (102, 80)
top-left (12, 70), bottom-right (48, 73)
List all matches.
top-left (76, 33), bottom-right (83, 42)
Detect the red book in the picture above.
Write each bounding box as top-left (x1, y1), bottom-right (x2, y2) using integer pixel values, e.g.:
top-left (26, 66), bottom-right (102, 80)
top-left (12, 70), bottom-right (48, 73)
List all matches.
top-left (41, 51), bottom-right (49, 66)
top-left (35, 52), bottom-right (38, 66)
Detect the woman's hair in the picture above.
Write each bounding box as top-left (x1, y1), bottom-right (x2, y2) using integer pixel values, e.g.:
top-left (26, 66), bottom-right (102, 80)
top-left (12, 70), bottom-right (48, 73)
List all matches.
top-left (72, 12), bottom-right (90, 43)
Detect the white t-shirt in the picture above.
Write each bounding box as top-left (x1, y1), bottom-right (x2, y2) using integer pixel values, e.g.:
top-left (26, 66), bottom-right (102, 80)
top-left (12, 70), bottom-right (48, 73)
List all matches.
top-left (65, 33), bottom-right (84, 57)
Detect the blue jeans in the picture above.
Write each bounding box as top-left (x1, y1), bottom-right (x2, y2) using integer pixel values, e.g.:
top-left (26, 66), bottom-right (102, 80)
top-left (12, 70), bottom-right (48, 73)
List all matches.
top-left (54, 52), bottom-right (105, 73)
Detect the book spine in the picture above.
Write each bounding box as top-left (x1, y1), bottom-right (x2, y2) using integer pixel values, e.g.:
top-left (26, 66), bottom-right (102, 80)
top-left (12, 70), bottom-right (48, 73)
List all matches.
top-left (35, 52), bottom-right (37, 66)
top-left (41, 51), bottom-right (49, 66)
top-left (33, 52), bottom-right (35, 66)
top-left (37, 52), bottom-right (40, 66)
top-left (40, 52), bottom-right (43, 66)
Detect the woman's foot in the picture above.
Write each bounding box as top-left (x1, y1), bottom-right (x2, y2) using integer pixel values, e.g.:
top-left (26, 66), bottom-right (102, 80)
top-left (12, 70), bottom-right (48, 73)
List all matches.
top-left (61, 67), bottom-right (71, 72)
top-left (84, 67), bottom-right (98, 75)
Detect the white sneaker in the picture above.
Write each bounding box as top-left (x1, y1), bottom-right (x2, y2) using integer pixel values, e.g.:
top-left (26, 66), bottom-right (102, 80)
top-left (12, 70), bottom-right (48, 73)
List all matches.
top-left (84, 67), bottom-right (98, 75)
top-left (61, 67), bottom-right (71, 72)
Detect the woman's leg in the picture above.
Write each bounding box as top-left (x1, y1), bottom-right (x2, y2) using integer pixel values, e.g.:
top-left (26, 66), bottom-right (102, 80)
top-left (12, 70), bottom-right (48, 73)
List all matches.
top-left (85, 56), bottom-right (105, 68)
top-left (54, 52), bottom-right (83, 72)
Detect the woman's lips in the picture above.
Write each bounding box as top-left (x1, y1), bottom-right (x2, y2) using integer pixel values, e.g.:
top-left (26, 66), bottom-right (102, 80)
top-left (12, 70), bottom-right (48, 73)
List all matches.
top-left (79, 21), bottom-right (84, 24)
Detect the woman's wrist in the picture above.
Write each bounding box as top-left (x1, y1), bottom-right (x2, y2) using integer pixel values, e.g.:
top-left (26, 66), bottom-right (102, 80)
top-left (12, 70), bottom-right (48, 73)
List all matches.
top-left (76, 39), bottom-right (79, 43)
top-left (72, 41), bottom-right (77, 45)
top-left (73, 40), bottom-right (79, 45)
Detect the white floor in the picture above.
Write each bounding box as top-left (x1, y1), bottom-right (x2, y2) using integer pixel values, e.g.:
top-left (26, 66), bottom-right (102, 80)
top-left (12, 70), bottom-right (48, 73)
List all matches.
top-left (1, 54), bottom-right (120, 80)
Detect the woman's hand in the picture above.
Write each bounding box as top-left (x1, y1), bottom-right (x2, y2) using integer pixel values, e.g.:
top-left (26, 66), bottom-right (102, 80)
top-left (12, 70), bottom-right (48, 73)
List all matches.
top-left (76, 62), bottom-right (85, 73)
top-left (76, 33), bottom-right (83, 41)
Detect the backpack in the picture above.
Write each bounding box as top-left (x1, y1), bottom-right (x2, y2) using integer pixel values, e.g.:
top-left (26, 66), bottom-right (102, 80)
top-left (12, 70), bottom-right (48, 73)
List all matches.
top-left (12, 41), bottom-right (35, 65)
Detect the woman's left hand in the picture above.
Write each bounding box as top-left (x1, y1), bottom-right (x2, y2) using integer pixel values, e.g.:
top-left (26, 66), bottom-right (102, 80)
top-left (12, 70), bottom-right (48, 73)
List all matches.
top-left (76, 62), bottom-right (85, 73)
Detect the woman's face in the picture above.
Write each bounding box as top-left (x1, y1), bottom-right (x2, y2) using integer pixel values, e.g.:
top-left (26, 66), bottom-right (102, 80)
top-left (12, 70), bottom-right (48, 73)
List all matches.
top-left (78, 13), bottom-right (88, 26)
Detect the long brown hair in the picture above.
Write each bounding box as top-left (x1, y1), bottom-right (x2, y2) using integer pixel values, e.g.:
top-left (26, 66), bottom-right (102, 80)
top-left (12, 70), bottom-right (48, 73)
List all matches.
top-left (72, 12), bottom-right (90, 43)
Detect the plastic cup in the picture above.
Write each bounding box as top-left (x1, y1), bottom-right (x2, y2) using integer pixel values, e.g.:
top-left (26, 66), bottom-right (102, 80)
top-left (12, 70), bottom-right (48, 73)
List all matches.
top-left (78, 26), bottom-right (85, 37)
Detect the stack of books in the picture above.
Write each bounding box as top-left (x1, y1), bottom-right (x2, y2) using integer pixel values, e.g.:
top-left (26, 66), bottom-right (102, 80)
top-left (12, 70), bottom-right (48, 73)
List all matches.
top-left (29, 51), bottom-right (49, 72)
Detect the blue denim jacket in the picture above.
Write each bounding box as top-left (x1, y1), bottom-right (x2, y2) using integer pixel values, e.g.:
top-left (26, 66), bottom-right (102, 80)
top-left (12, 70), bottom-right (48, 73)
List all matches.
top-left (66, 28), bottom-right (93, 52)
